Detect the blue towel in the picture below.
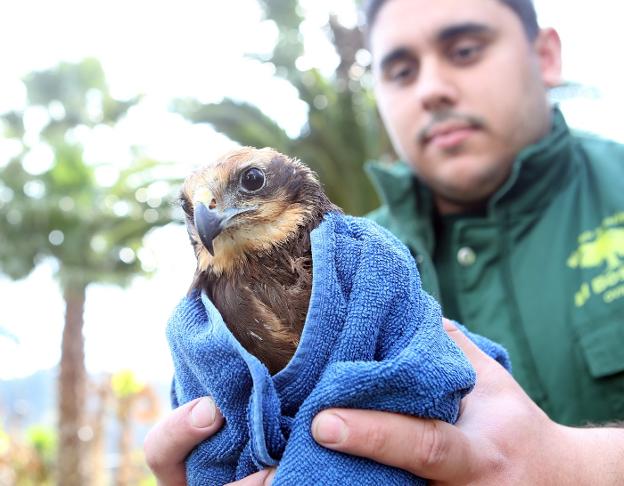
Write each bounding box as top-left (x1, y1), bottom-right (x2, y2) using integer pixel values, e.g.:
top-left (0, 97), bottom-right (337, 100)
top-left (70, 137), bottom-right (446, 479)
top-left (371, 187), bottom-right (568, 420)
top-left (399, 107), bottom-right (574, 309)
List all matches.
top-left (167, 212), bottom-right (510, 485)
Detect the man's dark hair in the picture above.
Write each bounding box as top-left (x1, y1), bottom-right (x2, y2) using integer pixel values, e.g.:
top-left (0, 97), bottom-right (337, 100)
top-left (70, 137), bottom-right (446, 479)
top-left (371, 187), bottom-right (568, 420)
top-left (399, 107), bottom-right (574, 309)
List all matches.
top-left (364, 0), bottom-right (539, 40)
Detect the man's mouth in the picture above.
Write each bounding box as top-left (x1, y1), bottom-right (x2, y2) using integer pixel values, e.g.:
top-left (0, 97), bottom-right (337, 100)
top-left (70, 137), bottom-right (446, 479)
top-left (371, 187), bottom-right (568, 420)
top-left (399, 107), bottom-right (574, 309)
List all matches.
top-left (426, 125), bottom-right (477, 149)
top-left (419, 114), bottom-right (484, 150)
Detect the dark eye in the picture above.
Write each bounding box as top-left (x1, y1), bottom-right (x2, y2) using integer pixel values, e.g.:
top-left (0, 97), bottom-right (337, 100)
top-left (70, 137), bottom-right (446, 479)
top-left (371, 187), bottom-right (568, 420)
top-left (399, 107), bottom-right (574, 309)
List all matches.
top-left (386, 61), bottom-right (418, 85)
top-left (449, 41), bottom-right (484, 65)
top-left (240, 167), bottom-right (265, 192)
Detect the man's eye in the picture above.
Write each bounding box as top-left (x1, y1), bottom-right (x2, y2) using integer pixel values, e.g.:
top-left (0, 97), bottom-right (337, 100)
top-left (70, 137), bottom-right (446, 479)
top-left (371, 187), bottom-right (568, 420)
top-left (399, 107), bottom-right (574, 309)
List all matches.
top-left (387, 63), bottom-right (417, 84)
top-left (449, 42), bottom-right (483, 64)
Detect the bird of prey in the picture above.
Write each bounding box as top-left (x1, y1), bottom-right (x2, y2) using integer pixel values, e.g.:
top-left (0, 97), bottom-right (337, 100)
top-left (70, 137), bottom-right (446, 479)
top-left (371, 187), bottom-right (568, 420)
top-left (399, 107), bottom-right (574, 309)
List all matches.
top-left (179, 147), bottom-right (341, 374)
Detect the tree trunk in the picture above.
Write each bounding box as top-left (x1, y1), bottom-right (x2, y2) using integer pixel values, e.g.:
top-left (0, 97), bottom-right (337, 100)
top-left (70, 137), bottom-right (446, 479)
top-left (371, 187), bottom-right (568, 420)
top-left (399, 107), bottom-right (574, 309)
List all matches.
top-left (91, 378), bottom-right (112, 486)
top-left (115, 398), bottom-right (133, 486)
top-left (57, 284), bottom-right (88, 486)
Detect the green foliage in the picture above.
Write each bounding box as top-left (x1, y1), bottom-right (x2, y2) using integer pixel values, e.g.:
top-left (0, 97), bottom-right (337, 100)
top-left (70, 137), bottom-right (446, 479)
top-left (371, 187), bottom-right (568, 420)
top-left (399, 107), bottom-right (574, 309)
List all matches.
top-left (111, 370), bottom-right (145, 399)
top-left (174, 1), bottom-right (393, 215)
top-left (0, 423), bottom-right (56, 486)
top-left (255, 0), bottom-right (304, 69)
top-left (25, 425), bottom-right (57, 463)
top-left (139, 475), bottom-right (158, 486)
top-left (0, 426), bottom-right (9, 456)
top-left (22, 58), bottom-right (140, 140)
top-left (0, 59), bottom-right (178, 289)
top-left (173, 98), bottom-right (291, 150)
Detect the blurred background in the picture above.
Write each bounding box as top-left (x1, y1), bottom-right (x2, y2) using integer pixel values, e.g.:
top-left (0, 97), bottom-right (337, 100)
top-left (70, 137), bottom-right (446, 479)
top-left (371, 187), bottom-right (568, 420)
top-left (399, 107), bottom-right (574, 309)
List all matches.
top-left (0, 0), bottom-right (622, 484)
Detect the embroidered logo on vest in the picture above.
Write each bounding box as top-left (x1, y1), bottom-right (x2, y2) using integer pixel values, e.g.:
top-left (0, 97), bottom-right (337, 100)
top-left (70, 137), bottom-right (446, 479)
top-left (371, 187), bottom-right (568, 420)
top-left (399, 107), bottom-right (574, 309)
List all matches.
top-left (568, 212), bottom-right (624, 307)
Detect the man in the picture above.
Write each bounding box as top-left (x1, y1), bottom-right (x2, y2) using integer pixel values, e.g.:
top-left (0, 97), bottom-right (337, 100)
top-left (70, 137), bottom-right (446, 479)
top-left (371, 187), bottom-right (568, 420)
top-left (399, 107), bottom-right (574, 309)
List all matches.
top-left (145, 0), bottom-right (624, 484)
top-left (365, 0), bottom-right (624, 426)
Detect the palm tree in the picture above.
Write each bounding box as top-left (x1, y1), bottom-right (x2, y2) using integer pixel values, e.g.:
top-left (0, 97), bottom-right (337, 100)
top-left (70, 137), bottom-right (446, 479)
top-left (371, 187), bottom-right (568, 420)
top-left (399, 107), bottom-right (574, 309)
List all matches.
top-left (173, 0), bottom-right (393, 216)
top-left (0, 59), bottom-right (177, 486)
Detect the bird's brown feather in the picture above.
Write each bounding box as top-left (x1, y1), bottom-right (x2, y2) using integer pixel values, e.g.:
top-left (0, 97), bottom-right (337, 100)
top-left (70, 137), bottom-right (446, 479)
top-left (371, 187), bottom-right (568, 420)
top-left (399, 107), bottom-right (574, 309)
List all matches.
top-left (181, 147), bottom-right (340, 374)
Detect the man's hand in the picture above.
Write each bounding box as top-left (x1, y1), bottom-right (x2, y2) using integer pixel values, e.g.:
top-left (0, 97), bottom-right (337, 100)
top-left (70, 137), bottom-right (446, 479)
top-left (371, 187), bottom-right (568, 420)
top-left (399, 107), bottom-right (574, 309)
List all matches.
top-left (145, 322), bottom-right (624, 486)
top-left (309, 320), bottom-right (624, 485)
top-left (144, 397), bottom-right (224, 486)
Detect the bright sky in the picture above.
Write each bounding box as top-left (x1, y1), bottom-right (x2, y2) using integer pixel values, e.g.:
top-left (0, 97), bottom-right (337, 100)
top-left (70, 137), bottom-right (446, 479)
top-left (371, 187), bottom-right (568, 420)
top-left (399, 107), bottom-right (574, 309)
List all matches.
top-left (1, 0), bottom-right (623, 383)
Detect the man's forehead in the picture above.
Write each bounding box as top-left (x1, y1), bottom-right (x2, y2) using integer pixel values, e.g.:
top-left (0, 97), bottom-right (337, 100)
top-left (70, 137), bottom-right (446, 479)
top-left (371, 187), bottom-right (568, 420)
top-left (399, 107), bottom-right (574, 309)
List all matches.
top-left (369, 0), bottom-right (513, 56)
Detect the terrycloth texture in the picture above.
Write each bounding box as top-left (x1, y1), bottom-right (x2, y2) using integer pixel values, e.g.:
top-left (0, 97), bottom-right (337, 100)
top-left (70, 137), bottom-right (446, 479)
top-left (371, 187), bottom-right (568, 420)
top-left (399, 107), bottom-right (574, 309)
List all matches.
top-left (167, 212), bottom-right (511, 485)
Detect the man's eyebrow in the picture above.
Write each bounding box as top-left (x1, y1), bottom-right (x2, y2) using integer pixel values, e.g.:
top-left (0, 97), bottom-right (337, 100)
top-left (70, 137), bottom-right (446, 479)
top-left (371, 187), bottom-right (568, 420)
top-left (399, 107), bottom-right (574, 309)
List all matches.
top-left (377, 23), bottom-right (495, 71)
top-left (379, 47), bottom-right (413, 71)
top-left (437, 22), bottom-right (495, 43)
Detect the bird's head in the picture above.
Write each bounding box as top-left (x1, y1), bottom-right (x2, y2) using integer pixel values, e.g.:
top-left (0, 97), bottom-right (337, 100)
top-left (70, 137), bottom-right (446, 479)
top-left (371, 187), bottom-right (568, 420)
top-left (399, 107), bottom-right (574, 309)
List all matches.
top-left (179, 147), bottom-right (336, 276)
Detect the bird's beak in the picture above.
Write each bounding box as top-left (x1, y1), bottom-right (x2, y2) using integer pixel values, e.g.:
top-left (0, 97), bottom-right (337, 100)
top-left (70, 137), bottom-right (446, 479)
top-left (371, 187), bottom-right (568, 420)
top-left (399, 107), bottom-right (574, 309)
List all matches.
top-left (194, 203), bottom-right (255, 256)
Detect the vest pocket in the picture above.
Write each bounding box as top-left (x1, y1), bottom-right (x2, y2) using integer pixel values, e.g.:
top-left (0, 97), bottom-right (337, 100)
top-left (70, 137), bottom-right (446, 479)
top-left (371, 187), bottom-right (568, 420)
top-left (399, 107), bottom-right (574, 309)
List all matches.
top-left (577, 311), bottom-right (624, 378)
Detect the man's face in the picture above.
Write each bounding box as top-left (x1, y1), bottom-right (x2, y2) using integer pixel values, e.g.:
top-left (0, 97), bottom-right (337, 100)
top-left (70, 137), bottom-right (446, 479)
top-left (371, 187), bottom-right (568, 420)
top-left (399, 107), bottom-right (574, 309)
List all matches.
top-left (370, 0), bottom-right (561, 213)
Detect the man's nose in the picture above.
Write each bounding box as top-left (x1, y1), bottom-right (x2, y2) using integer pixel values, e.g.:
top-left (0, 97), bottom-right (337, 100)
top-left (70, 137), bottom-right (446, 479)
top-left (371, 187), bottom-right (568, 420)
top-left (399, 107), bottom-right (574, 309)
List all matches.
top-left (414, 59), bottom-right (458, 111)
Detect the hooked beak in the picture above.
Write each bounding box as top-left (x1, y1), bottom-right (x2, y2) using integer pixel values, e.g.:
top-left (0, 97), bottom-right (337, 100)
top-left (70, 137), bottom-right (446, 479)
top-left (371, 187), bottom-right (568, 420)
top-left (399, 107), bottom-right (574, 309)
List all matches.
top-left (193, 203), bottom-right (255, 256)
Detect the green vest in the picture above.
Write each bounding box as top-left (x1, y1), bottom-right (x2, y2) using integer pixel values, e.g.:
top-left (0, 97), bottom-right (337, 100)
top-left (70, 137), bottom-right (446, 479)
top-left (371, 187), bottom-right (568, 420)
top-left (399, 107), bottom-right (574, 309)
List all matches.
top-left (366, 109), bottom-right (624, 426)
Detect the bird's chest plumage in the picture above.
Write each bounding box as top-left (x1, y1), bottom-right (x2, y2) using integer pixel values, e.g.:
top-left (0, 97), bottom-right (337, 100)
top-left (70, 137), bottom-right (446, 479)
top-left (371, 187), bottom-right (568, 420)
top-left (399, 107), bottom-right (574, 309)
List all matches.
top-left (206, 248), bottom-right (313, 374)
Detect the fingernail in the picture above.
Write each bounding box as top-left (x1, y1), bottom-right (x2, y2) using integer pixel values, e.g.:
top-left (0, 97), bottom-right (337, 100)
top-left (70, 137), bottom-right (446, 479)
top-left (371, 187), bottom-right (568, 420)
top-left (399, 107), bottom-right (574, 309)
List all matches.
top-left (224, 468), bottom-right (275, 486)
top-left (190, 397), bottom-right (216, 428)
top-left (442, 318), bottom-right (458, 331)
top-left (264, 469), bottom-right (276, 485)
top-left (312, 412), bottom-right (347, 445)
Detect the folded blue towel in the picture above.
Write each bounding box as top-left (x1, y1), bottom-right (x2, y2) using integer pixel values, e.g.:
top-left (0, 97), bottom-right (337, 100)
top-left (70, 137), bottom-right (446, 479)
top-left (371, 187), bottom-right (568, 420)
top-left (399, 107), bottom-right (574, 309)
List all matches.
top-left (167, 212), bottom-right (510, 485)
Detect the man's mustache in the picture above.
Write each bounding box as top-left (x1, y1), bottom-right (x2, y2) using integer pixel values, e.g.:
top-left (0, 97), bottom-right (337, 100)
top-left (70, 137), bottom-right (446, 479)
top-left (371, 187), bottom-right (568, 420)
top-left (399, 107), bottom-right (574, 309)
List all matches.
top-left (418, 111), bottom-right (487, 145)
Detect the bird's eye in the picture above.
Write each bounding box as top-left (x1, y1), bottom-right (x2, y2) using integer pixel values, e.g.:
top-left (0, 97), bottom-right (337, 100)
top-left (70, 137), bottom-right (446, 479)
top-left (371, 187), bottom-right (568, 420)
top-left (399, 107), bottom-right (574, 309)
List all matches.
top-left (240, 167), bottom-right (265, 192)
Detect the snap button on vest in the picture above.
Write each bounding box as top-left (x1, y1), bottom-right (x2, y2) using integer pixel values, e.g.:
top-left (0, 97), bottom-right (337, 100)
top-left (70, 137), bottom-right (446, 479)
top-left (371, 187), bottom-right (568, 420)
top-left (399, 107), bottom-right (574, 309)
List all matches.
top-left (457, 247), bottom-right (476, 266)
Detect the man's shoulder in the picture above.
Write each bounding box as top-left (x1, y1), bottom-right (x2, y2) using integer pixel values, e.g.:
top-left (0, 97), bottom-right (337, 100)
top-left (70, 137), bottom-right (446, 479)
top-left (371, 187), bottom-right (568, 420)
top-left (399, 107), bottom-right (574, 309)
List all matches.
top-left (573, 131), bottom-right (624, 170)
top-left (365, 205), bottom-right (390, 225)
top-left (366, 205), bottom-right (403, 236)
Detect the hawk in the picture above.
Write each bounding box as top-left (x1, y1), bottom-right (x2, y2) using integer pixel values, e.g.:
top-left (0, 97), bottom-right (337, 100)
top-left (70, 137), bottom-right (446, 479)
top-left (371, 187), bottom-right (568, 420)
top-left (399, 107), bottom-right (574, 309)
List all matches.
top-left (179, 147), bottom-right (340, 374)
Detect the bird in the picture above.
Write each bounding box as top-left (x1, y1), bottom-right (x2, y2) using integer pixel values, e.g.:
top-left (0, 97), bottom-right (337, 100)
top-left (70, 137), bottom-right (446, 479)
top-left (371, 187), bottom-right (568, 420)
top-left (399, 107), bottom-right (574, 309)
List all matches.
top-left (179, 147), bottom-right (341, 374)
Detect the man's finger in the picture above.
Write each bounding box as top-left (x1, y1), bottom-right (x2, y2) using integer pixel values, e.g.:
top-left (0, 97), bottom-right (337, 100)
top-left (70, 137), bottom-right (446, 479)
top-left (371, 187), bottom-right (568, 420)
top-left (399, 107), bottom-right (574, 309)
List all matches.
top-left (311, 409), bottom-right (475, 481)
top-left (442, 319), bottom-right (513, 399)
top-left (443, 319), bottom-right (498, 376)
top-left (225, 468), bottom-right (276, 486)
top-left (144, 396), bottom-right (224, 485)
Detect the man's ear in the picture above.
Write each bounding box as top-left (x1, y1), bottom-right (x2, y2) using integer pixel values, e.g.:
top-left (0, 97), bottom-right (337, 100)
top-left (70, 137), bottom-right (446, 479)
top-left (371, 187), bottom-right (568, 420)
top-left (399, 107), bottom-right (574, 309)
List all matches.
top-left (534, 27), bottom-right (562, 88)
